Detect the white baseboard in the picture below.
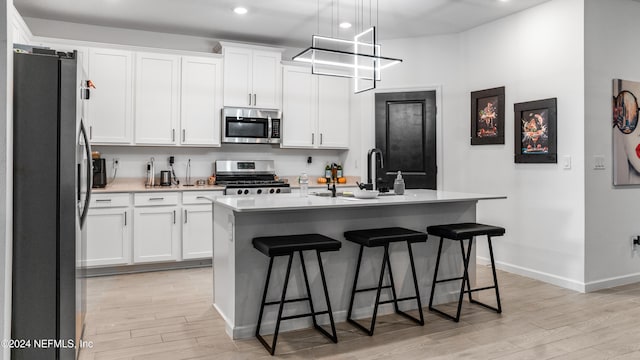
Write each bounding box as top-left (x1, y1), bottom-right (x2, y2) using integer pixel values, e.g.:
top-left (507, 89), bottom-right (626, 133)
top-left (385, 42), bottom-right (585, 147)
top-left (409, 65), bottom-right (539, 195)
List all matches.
top-left (477, 256), bottom-right (586, 293)
top-left (584, 272), bottom-right (640, 292)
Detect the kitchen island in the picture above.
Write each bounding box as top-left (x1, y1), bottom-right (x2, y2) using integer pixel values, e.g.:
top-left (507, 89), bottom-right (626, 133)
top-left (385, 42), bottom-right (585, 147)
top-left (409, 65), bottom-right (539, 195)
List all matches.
top-left (212, 190), bottom-right (505, 339)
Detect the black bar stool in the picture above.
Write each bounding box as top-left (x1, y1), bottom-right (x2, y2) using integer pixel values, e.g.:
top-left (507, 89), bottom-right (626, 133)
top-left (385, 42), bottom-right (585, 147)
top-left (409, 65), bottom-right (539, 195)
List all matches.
top-left (253, 234), bottom-right (341, 355)
top-left (427, 222), bottom-right (505, 322)
top-left (344, 227), bottom-right (427, 336)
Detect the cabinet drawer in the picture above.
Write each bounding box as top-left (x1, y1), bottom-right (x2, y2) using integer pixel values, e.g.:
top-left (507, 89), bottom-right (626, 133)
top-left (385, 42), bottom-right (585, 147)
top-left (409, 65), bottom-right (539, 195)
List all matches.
top-left (182, 191), bottom-right (222, 205)
top-left (90, 193), bottom-right (130, 208)
top-left (134, 192), bottom-right (179, 206)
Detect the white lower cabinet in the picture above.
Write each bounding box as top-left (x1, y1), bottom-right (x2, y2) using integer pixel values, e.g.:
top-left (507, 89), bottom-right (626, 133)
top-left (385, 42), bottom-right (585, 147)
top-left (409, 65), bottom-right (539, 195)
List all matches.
top-left (182, 205), bottom-right (213, 259)
top-left (86, 193), bottom-right (132, 267)
top-left (86, 208), bottom-right (131, 266)
top-left (87, 191), bottom-right (219, 268)
top-left (133, 206), bottom-right (181, 263)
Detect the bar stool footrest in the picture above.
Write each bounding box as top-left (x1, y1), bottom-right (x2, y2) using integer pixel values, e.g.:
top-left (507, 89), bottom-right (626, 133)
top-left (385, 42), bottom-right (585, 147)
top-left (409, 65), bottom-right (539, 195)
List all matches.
top-left (434, 276), bottom-right (464, 284)
top-left (281, 310), bottom-right (330, 321)
top-left (264, 297), bottom-right (310, 306)
top-left (355, 285), bottom-right (392, 293)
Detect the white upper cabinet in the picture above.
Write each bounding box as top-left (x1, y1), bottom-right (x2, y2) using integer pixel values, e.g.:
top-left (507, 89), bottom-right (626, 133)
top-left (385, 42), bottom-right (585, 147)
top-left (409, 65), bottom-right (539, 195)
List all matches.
top-left (134, 52), bottom-right (180, 145)
top-left (87, 48), bottom-right (133, 144)
top-left (281, 65), bottom-right (350, 149)
top-left (317, 75), bottom-right (350, 149)
top-left (180, 56), bottom-right (223, 146)
top-left (282, 66), bottom-right (316, 148)
top-left (222, 43), bottom-right (282, 109)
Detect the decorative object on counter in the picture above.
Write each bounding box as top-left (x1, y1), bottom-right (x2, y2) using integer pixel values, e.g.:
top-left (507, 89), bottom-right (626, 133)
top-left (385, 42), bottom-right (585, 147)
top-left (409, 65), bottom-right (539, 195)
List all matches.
top-left (427, 223), bottom-right (505, 322)
top-left (514, 98), bottom-right (557, 163)
top-left (612, 79), bottom-right (640, 185)
top-left (299, 173), bottom-right (309, 197)
top-left (168, 156), bottom-right (179, 185)
top-left (337, 163), bottom-right (343, 178)
top-left (291, 0), bottom-right (402, 93)
top-left (91, 150), bottom-right (100, 159)
top-left (353, 189), bottom-right (378, 199)
top-left (145, 157), bottom-right (155, 187)
top-left (471, 86), bottom-right (505, 145)
top-left (160, 171), bottom-right (171, 186)
top-left (183, 159), bottom-right (194, 186)
top-left (393, 171), bottom-right (405, 195)
top-left (196, 179), bottom-right (206, 186)
top-left (208, 176), bottom-right (216, 185)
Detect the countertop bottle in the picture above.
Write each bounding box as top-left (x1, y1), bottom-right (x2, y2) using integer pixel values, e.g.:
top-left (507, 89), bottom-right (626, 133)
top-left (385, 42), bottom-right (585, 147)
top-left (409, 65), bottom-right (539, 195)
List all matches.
top-left (324, 162), bottom-right (332, 179)
top-left (337, 163), bottom-right (343, 178)
top-left (394, 171), bottom-right (405, 195)
top-left (299, 172), bottom-right (309, 197)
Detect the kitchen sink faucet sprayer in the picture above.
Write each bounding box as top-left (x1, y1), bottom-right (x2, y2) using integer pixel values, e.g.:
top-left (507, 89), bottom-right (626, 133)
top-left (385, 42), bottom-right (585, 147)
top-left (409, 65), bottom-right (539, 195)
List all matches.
top-left (367, 148), bottom-right (384, 190)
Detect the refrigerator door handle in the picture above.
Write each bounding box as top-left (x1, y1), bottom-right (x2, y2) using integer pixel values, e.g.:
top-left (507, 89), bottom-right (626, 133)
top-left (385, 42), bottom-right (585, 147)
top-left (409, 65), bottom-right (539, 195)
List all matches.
top-left (79, 120), bottom-right (92, 227)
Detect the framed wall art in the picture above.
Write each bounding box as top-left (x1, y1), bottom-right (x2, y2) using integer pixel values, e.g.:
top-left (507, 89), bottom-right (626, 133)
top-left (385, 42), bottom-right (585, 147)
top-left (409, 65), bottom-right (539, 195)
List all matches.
top-left (612, 79), bottom-right (640, 185)
top-left (471, 86), bottom-right (505, 145)
top-left (514, 98), bottom-right (557, 163)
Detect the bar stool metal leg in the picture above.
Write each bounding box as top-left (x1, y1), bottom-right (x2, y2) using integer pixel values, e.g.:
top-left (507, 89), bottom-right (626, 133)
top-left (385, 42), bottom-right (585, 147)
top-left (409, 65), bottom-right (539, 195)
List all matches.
top-left (464, 238), bottom-right (474, 303)
top-left (406, 241), bottom-right (425, 325)
top-left (256, 254), bottom-right (294, 355)
top-left (315, 250), bottom-right (338, 342)
top-left (488, 236), bottom-right (502, 313)
top-left (347, 245), bottom-right (364, 323)
top-left (385, 243), bottom-right (424, 325)
top-left (255, 256), bottom-right (274, 339)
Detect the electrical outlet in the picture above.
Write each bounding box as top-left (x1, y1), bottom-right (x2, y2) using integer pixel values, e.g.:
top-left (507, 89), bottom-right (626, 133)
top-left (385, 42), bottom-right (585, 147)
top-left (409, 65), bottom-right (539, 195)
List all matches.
top-left (632, 235), bottom-right (640, 257)
top-left (113, 158), bottom-right (119, 169)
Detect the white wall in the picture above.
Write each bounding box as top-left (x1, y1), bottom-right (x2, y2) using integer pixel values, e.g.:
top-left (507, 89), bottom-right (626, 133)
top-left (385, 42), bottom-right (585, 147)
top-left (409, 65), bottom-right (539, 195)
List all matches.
top-left (352, 0), bottom-right (586, 290)
top-left (584, 0), bottom-right (640, 290)
top-left (460, 0), bottom-right (585, 290)
top-left (1, 3), bottom-right (12, 360)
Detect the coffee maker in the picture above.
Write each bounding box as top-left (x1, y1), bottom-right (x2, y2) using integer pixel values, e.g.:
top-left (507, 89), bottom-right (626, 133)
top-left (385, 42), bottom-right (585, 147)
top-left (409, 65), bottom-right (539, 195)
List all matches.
top-left (92, 158), bottom-right (107, 188)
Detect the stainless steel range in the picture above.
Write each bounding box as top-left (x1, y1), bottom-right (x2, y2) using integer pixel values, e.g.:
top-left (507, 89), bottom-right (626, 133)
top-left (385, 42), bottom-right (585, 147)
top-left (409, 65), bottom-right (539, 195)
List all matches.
top-left (215, 160), bottom-right (291, 195)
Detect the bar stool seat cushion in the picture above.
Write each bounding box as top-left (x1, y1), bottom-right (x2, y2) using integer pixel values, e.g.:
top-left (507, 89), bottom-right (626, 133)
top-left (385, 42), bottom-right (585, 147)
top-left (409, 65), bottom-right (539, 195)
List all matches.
top-left (253, 234), bottom-right (342, 257)
top-left (344, 227), bottom-right (427, 247)
top-left (427, 223), bottom-right (505, 240)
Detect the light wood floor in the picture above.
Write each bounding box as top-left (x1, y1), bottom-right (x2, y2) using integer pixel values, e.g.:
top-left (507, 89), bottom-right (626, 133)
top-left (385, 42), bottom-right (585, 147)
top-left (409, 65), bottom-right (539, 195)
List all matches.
top-left (78, 265), bottom-right (640, 360)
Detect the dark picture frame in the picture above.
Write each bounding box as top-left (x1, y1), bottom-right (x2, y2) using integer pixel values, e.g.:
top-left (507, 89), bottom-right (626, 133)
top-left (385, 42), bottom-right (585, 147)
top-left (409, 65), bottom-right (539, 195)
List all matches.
top-left (471, 86), bottom-right (505, 145)
top-left (514, 98), bottom-right (557, 163)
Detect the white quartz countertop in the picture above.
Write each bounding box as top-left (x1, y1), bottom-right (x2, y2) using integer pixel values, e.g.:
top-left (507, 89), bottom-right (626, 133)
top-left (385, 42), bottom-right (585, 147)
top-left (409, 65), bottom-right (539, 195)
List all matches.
top-left (214, 189), bottom-right (506, 212)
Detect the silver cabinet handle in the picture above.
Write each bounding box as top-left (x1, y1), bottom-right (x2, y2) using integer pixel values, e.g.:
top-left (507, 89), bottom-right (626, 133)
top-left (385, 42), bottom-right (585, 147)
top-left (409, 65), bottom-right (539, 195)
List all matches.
top-left (182, 129), bottom-right (186, 142)
top-left (149, 197), bottom-right (164, 201)
top-left (124, 211), bottom-right (127, 226)
top-left (172, 129), bottom-right (175, 142)
top-left (253, 94), bottom-right (256, 106)
top-left (96, 199), bottom-right (112, 202)
top-left (320, 133), bottom-right (323, 145)
top-left (312, 133), bottom-right (314, 145)
top-left (184, 209), bottom-right (188, 224)
top-left (173, 210), bottom-right (176, 224)
top-left (89, 125), bottom-right (93, 140)
top-left (248, 93), bottom-right (252, 106)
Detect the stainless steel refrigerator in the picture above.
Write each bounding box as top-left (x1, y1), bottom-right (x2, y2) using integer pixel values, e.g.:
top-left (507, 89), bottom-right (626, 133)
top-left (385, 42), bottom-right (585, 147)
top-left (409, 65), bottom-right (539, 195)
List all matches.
top-left (12, 49), bottom-right (92, 360)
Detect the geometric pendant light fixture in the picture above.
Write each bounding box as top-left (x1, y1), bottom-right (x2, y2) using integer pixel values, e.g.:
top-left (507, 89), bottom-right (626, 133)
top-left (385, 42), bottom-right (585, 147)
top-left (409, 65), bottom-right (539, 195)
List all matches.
top-left (292, 0), bottom-right (402, 93)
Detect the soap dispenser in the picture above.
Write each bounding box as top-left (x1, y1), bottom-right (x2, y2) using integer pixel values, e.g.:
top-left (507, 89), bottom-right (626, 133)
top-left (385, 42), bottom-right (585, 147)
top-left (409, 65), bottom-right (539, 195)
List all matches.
top-left (393, 171), bottom-right (405, 195)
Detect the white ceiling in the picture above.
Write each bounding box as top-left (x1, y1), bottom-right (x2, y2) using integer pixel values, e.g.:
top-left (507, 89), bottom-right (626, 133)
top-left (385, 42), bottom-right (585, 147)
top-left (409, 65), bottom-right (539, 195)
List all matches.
top-left (14, 0), bottom-right (552, 48)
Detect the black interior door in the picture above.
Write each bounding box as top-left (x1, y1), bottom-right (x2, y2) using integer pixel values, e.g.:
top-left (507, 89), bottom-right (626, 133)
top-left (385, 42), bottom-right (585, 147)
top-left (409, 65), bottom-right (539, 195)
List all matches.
top-left (375, 90), bottom-right (437, 189)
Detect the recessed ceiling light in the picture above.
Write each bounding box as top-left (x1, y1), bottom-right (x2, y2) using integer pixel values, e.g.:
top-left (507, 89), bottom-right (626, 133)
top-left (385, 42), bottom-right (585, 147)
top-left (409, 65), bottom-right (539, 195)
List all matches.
top-left (339, 22), bottom-right (352, 29)
top-left (233, 6), bottom-right (248, 15)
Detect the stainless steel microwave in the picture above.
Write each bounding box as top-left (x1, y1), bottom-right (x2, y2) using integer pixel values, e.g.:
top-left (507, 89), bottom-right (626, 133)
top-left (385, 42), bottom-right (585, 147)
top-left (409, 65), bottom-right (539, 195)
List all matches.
top-left (222, 107), bottom-right (282, 144)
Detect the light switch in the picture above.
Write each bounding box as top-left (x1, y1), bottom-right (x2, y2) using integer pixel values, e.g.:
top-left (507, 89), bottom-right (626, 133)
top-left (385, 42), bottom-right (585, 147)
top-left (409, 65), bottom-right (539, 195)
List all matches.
top-left (594, 155), bottom-right (606, 170)
top-left (562, 155), bottom-right (572, 169)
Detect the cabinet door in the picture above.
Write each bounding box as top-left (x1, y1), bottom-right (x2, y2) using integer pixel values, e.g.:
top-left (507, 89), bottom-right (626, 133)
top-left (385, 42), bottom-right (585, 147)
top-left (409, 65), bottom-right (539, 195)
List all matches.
top-left (181, 56), bottom-right (222, 146)
top-left (133, 207), bottom-right (180, 263)
top-left (223, 47), bottom-right (253, 107)
top-left (135, 52), bottom-right (180, 145)
top-left (252, 50), bottom-right (281, 109)
top-left (318, 76), bottom-right (350, 149)
top-left (87, 48), bottom-right (133, 144)
top-left (281, 66), bottom-right (316, 148)
top-left (86, 208), bottom-right (131, 266)
top-left (182, 205), bottom-right (213, 260)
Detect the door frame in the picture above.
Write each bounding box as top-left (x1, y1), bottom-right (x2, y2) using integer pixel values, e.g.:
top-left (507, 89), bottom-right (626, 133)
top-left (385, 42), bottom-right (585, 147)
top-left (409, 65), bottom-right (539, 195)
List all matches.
top-left (366, 85), bottom-right (444, 190)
